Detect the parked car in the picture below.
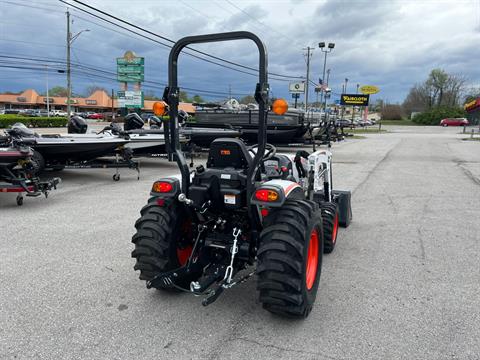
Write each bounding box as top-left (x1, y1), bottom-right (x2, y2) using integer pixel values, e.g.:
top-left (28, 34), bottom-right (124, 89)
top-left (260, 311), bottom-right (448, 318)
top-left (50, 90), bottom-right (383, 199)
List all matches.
top-left (440, 118), bottom-right (469, 127)
top-left (51, 110), bottom-right (67, 117)
top-left (357, 120), bottom-right (373, 127)
top-left (336, 119), bottom-right (353, 128)
top-left (87, 112), bottom-right (104, 119)
top-left (22, 109), bottom-right (36, 117)
top-left (32, 109), bottom-right (49, 117)
top-left (4, 109), bottom-right (20, 115)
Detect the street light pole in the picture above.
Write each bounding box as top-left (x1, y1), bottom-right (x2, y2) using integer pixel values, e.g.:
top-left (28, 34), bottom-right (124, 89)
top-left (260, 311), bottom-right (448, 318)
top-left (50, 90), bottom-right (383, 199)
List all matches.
top-left (323, 68), bottom-right (331, 120)
top-left (318, 42), bottom-right (335, 114)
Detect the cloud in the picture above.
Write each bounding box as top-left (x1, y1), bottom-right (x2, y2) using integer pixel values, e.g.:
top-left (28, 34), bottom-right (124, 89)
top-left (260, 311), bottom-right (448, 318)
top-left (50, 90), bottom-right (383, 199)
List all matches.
top-left (0, 0), bottom-right (478, 103)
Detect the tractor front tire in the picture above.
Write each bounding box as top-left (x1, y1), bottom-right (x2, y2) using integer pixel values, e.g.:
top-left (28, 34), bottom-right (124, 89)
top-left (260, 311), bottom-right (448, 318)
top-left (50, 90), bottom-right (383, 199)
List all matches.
top-left (257, 200), bottom-right (324, 318)
top-left (131, 198), bottom-right (197, 291)
top-left (321, 202), bottom-right (339, 254)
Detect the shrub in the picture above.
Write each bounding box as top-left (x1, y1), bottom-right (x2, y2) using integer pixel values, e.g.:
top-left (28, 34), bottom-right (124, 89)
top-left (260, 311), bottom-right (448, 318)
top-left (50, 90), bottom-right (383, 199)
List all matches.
top-left (380, 104), bottom-right (403, 120)
top-left (0, 115), bottom-right (67, 128)
top-left (412, 107), bottom-right (467, 125)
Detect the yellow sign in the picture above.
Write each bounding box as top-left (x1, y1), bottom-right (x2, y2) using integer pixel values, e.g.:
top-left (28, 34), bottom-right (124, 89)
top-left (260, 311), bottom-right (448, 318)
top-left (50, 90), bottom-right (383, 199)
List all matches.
top-left (359, 85), bottom-right (380, 95)
top-left (464, 99), bottom-right (477, 110)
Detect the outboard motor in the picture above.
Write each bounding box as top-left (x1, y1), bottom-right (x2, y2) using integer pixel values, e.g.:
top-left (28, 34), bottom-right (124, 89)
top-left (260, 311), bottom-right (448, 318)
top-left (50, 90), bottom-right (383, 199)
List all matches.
top-left (149, 116), bottom-right (162, 129)
top-left (178, 109), bottom-right (189, 123)
top-left (124, 113), bottom-right (144, 131)
top-left (10, 123), bottom-right (36, 137)
top-left (68, 116), bottom-right (88, 134)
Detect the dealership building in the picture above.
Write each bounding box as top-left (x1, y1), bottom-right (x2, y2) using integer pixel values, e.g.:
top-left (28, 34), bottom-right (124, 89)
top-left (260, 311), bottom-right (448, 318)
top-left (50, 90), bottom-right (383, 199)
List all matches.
top-left (0, 89), bottom-right (195, 114)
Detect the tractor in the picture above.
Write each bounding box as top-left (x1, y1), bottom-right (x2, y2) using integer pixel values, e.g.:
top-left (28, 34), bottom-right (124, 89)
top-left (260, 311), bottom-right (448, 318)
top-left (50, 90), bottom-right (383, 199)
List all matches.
top-left (131, 31), bottom-right (352, 318)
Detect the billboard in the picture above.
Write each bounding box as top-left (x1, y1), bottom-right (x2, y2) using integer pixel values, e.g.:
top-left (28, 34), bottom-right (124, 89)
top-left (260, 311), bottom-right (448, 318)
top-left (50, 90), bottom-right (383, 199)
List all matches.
top-left (340, 94), bottom-right (369, 106)
top-left (117, 51), bottom-right (144, 83)
top-left (117, 90), bottom-right (144, 108)
top-left (289, 81), bottom-right (305, 94)
top-left (359, 85), bottom-right (380, 95)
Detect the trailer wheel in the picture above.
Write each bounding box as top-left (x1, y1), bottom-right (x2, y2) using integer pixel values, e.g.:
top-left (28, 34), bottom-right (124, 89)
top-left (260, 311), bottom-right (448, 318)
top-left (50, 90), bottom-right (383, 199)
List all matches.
top-left (132, 199), bottom-right (198, 290)
top-left (320, 202), bottom-right (339, 254)
top-left (16, 194), bottom-right (23, 206)
top-left (257, 199), bottom-right (323, 318)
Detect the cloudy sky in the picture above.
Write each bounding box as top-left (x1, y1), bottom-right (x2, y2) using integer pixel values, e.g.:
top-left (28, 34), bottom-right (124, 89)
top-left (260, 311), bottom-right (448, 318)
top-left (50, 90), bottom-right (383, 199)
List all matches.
top-left (0, 0), bottom-right (479, 104)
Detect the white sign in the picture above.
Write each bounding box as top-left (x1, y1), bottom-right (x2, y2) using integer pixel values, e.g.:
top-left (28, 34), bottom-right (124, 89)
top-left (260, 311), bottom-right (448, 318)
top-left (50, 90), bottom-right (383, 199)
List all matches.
top-left (117, 90), bottom-right (144, 108)
top-left (289, 81), bottom-right (305, 94)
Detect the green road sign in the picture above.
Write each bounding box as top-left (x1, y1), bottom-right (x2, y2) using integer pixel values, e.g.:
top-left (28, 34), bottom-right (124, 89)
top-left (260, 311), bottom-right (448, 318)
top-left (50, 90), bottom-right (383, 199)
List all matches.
top-left (117, 74), bottom-right (144, 83)
top-left (116, 57), bottom-right (144, 65)
top-left (117, 65), bottom-right (144, 74)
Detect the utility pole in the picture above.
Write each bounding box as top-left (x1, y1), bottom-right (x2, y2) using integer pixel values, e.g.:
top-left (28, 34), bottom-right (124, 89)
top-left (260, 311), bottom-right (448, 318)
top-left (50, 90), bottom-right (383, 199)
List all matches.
top-left (229, 84), bottom-right (232, 101)
top-left (111, 89), bottom-right (115, 120)
top-left (66, 10), bottom-right (89, 121)
top-left (303, 46), bottom-right (313, 112)
top-left (66, 9), bottom-right (71, 121)
top-left (318, 42), bottom-right (335, 115)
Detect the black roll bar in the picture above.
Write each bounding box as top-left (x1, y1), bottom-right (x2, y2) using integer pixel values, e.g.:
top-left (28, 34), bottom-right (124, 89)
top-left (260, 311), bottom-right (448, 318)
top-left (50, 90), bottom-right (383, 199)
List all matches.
top-left (164, 31), bottom-right (269, 206)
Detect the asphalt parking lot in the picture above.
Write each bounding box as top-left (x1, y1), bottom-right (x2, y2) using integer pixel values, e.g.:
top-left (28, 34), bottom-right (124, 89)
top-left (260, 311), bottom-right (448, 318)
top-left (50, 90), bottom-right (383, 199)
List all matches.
top-left (1, 126), bottom-right (479, 359)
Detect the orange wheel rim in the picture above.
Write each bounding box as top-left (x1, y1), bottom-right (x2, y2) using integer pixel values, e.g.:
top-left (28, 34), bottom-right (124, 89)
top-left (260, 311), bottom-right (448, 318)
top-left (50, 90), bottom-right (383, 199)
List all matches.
top-left (332, 213), bottom-right (339, 244)
top-left (306, 228), bottom-right (319, 290)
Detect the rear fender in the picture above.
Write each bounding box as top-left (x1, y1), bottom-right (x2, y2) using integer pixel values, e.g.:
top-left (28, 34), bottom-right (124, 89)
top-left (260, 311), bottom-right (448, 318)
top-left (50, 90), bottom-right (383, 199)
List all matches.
top-left (251, 179), bottom-right (304, 208)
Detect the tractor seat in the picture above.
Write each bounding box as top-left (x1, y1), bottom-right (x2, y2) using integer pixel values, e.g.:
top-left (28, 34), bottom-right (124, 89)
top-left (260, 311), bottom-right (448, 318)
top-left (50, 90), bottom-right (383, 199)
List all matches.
top-left (206, 138), bottom-right (251, 170)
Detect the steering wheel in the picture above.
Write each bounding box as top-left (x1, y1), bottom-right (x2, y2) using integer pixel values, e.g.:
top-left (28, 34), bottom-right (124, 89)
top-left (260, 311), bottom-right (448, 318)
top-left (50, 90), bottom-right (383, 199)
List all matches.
top-left (247, 143), bottom-right (277, 161)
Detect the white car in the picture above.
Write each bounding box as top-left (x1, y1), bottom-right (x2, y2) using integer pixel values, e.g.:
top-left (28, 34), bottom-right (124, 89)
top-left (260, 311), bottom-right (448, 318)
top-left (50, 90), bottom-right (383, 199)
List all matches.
top-left (51, 110), bottom-right (68, 117)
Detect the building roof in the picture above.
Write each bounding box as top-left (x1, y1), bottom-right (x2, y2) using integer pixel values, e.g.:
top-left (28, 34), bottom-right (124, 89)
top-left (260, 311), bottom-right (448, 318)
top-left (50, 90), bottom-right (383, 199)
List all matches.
top-left (0, 89), bottom-right (196, 113)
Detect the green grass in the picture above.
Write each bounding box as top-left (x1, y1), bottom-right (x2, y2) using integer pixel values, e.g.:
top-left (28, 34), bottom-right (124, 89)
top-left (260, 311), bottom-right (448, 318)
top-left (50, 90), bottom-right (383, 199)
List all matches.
top-left (380, 119), bottom-right (420, 126)
top-left (462, 137), bottom-right (480, 142)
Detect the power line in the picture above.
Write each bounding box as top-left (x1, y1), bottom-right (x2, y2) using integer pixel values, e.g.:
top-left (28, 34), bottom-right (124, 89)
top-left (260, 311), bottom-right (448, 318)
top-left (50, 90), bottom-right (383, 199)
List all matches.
top-left (0, 56), bottom-right (253, 98)
top-left (65, 0), bottom-right (304, 80)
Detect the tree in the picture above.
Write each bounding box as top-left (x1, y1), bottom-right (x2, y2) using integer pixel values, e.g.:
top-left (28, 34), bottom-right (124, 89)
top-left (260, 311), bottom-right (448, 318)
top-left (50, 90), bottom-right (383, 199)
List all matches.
top-left (48, 86), bottom-right (69, 97)
top-left (192, 94), bottom-right (204, 104)
top-left (239, 95), bottom-right (255, 104)
top-left (85, 86), bottom-right (108, 96)
top-left (426, 68), bottom-right (449, 107)
top-left (143, 90), bottom-right (161, 100)
top-left (402, 69), bottom-right (467, 117)
top-left (179, 91), bottom-right (190, 102)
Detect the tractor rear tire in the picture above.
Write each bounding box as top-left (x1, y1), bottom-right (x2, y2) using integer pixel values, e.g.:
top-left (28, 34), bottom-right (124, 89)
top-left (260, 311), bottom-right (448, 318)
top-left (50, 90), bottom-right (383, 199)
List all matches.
top-left (257, 199), bottom-right (324, 318)
top-left (131, 198), bottom-right (197, 291)
top-left (320, 202), bottom-right (339, 254)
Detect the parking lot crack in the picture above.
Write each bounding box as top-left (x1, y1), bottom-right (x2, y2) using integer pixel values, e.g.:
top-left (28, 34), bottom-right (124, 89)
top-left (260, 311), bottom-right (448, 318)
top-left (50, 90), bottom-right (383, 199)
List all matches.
top-left (457, 164), bottom-right (480, 186)
top-left (353, 139), bottom-right (401, 195)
